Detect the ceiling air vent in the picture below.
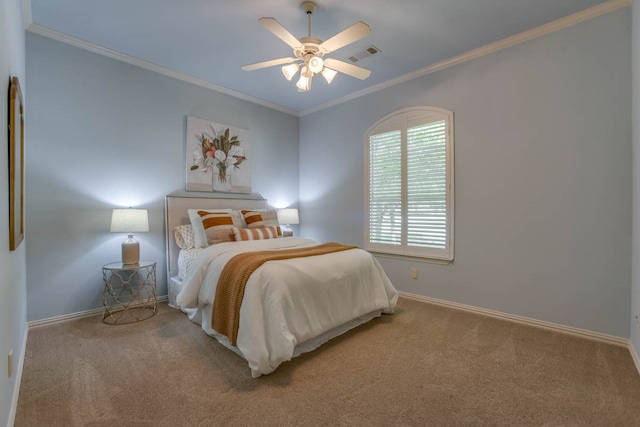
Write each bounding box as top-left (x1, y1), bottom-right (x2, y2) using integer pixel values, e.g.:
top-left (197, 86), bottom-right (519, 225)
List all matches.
top-left (348, 45), bottom-right (381, 63)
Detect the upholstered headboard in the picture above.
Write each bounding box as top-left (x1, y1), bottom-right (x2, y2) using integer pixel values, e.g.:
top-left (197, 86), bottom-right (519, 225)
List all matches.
top-left (164, 190), bottom-right (268, 282)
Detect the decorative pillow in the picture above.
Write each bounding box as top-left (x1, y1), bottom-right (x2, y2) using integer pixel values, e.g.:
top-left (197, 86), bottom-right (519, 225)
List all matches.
top-left (241, 210), bottom-right (265, 228)
top-left (232, 226), bottom-right (280, 241)
top-left (241, 210), bottom-right (282, 236)
top-left (229, 210), bottom-right (244, 228)
top-left (174, 224), bottom-right (196, 249)
top-left (200, 211), bottom-right (235, 245)
top-left (188, 208), bottom-right (211, 248)
top-left (188, 209), bottom-right (235, 246)
top-left (260, 210), bottom-right (281, 230)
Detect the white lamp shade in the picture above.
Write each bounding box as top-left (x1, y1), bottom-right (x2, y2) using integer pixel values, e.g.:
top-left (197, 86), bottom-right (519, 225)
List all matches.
top-left (296, 74), bottom-right (311, 91)
top-left (296, 66), bottom-right (312, 92)
top-left (322, 67), bottom-right (337, 84)
top-left (308, 56), bottom-right (324, 73)
top-left (110, 209), bottom-right (149, 233)
top-left (277, 208), bottom-right (299, 225)
top-left (282, 63), bottom-right (300, 81)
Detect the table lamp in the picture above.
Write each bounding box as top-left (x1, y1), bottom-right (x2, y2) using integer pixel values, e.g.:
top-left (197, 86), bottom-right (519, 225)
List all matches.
top-left (277, 208), bottom-right (299, 237)
top-left (110, 208), bottom-right (149, 265)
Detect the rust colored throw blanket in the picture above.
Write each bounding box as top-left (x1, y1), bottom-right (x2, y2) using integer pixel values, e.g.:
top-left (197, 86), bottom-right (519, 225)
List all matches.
top-left (212, 242), bottom-right (358, 346)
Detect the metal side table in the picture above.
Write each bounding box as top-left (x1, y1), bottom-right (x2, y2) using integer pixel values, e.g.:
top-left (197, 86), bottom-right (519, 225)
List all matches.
top-left (102, 260), bottom-right (157, 324)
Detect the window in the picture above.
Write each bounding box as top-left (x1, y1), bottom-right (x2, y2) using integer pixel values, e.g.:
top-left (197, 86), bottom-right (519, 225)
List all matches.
top-left (365, 107), bottom-right (454, 261)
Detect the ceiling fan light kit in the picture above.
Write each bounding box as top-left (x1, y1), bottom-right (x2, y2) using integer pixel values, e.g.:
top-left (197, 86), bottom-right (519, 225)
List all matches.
top-left (296, 66), bottom-right (312, 92)
top-left (307, 56), bottom-right (324, 73)
top-left (321, 67), bottom-right (337, 84)
top-left (242, 1), bottom-right (372, 93)
top-left (282, 63), bottom-right (300, 81)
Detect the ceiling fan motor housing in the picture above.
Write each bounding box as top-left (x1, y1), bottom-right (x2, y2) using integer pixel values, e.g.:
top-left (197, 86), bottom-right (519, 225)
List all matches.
top-left (301, 1), bottom-right (317, 15)
top-left (295, 37), bottom-right (324, 62)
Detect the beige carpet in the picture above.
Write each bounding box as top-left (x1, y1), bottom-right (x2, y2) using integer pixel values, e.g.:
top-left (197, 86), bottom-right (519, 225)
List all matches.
top-left (15, 297), bottom-right (640, 426)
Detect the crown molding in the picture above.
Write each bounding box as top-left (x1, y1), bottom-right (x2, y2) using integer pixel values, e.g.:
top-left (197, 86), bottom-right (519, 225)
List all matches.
top-left (300, 0), bottom-right (633, 116)
top-left (26, 24), bottom-right (299, 117)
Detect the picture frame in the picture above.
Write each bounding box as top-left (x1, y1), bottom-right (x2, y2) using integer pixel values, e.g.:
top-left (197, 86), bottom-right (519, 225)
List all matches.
top-left (185, 116), bottom-right (251, 193)
top-left (9, 76), bottom-right (24, 250)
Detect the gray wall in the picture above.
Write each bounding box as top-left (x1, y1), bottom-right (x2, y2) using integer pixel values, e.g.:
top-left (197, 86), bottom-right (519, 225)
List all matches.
top-left (299, 9), bottom-right (632, 338)
top-left (0, 0), bottom-right (27, 424)
top-left (632, 1), bottom-right (640, 360)
top-left (25, 33), bottom-right (299, 321)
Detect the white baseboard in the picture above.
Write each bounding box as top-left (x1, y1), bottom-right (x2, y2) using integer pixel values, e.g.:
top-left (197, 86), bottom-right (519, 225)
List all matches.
top-left (400, 291), bottom-right (640, 377)
top-left (7, 327), bottom-right (28, 427)
top-left (9, 295), bottom-right (169, 426)
top-left (28, 295), bottom-right (168, 328)
top-left (630, 342), bottom-right (640, 377)
top-left (399, 291), bottom-right (629, 347)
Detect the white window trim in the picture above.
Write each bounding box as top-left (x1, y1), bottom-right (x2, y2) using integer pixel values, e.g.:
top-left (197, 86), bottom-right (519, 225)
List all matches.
top-left (364, 106), bottom-right (455, 262)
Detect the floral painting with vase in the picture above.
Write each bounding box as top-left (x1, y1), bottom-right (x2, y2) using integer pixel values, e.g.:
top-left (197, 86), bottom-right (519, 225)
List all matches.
top-left (185, 116), bottom-right (251, 193)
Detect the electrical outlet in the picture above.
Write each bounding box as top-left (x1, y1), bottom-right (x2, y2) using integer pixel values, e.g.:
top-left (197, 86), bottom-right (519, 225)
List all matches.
top-left (8, 350), bottom-right (13, 377)
top-left (636, 313), bottom-right (640, 329)
top-left (411, 268), bottom-right (418, 279)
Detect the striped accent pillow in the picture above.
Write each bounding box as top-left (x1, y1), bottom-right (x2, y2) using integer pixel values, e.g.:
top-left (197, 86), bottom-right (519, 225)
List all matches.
top-left (232, 226), bottom-right (280, 241)
top-left (197, 211), bottom-right (235, 245)
top-left (241, 210), bottom-right (265, 228)
top-left (241, 210), bottom-right (282, 236)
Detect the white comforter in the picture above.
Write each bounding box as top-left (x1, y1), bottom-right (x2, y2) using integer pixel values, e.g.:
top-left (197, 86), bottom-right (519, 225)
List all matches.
top-left (176, 237), bottom-right (398, 377)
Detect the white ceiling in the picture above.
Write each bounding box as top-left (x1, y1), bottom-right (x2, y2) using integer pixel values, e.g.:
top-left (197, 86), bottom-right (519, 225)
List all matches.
top-left (27, 0), bottom-right (624, 115)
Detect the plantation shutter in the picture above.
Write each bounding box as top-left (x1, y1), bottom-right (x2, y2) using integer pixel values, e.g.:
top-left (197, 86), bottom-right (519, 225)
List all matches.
top-left (406, 120), bottom-right (447, 251)
top-left (368, 130), bottom-right (402, 247)
top-left (365, 107), bottom-right (454, 261)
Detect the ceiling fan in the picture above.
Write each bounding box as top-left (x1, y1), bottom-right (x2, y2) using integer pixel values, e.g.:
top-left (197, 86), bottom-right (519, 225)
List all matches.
top-left (241, 1), bottom-right (372, 92)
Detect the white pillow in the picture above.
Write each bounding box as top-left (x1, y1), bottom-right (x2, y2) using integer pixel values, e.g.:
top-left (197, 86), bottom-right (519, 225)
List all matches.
top-left (188, 209), bottom-right (209, 248)
top-left (174, 224), bottom-right (195, 249)
top-left (177, 247), bottom-right (203, 279)
top-left (260, 210), bottom-right (281, 230)
top-left (240, 210), bottom-right (282, 236)
top-left (228, 210), bottom-right (244, 228)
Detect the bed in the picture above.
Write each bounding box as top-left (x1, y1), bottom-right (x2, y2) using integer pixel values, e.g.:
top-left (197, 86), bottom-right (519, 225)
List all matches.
top-left (165, 191), bottom-right (398, 377)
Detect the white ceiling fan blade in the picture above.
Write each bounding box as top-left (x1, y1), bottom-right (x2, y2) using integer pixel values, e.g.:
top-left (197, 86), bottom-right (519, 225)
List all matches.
top-left (323, 58), bottom-right (371, 80)
top-left (242, 57), bottom-right (297, 71)
top-left (258, 17), bottom-right (303, 49)
top-left (320, 21), bottom-right (371, 54)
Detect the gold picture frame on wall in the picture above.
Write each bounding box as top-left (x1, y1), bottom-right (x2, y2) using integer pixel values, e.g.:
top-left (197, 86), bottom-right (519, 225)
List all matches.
top-left (9, 76), bottom-right (24, 250)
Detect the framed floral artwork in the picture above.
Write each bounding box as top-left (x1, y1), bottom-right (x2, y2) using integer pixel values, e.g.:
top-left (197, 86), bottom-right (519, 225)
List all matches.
top-left (8, 76), bottom-right (24, 250)
top-left (185, 117), bottom-right (251, 193)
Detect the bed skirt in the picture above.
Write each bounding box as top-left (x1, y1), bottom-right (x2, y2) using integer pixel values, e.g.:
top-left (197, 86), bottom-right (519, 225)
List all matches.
top-left (182, 303), bottom-right (384, 378)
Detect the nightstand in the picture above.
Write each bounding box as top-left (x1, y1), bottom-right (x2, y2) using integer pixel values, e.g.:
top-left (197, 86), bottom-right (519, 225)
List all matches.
top-left (102, 260), bottom-right (157, 324)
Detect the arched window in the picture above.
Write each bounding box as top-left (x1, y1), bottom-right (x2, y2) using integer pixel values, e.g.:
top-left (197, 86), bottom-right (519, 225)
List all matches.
top-left (365, 107), bottom-right (454, 261)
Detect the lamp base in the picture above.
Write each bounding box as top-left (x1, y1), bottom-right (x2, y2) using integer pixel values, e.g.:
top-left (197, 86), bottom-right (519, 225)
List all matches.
top-left (281, 225), bottom-right (293, 237)
top-left (122, 234), bottom-right (140, 265)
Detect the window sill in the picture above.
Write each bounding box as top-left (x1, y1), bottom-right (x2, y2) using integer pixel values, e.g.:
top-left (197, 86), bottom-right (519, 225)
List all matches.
top-left (368, 251), bottom-right (452, 265)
